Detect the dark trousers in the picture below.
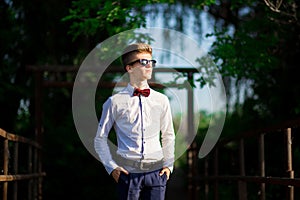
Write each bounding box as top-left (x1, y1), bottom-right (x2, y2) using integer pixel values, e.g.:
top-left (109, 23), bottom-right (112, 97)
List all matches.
top-left (117, 169), bottom-right (167, 200)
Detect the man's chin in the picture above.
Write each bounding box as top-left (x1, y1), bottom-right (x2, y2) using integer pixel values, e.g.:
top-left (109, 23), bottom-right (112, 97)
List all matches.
top-left (144, 73), bottom-right (152, 79)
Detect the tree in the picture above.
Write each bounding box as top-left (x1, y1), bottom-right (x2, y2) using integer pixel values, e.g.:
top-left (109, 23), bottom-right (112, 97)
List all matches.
top-left (207, 0), bottom-right (300, 128)
top-left (0, 0), bottom-right (117, 199)
top-left (2, 0), bottom-right (300, 198)
top-left (63, 0), bottom-right (300, 125)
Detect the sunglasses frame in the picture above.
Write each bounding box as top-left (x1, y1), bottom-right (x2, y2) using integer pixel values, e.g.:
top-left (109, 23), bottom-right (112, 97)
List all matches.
top-left (127, 59), bottom-right (157, 67)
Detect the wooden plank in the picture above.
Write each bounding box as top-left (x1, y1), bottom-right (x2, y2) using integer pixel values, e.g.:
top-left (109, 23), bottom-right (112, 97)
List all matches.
top-left (28, 145), bottom-right (33, 199)
top-left (0, 173), bottom-right (46, 182)
top-left (197, 176), bottom-right (300, 187)
top-left (204, 158), bottom-right (209, 200)
top-left (0, 128), bottom-right (45, 199)
top-left (285, 128), bottom-right (294, 200)
top-left (218, 118), bottom-right (300, 146)
top-left (13, 143), bottom-right (19, 200)
top-left (0, 129), bottom-right (41, 148)
top-left (187, 72), bottom-right (196, 200)
top-left (214, 148), bottom-right (219, 200)
top-left (42, 81), bottom-right (170, 88)
top-left (26, 65), bottom-right (199, 73)
top-left (3, 138), bottom-right (9, 200)
top-left (238, 139), bottom-right (247, 200)
top-left (258, 134), bottom-right (266, 200)
top-left (26, 65), bottom-right (79, 72)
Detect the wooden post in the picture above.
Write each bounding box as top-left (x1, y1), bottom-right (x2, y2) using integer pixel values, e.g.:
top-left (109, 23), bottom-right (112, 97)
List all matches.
top-left (258, 133), bottom-right (265, 200)
top-left (193, 142), bottom-right (200, 199)
top-left (13, 142), bottom-right (19, 200)
top-left (214, 148), bottom-right (219, 200)
top-left (33, 146), bottom-right (38, 199)
top-left (187, 71), bottom-right (197, 200)
top-left (204, 158), bottom-right (209, 200)
top-left (34, 71), bottom-right (44, 200)
top-left (188, 146), bottom-right (194, 200)
top-left (28, 145), bottom-right (33, 199)
top-left (238, 139), bottom-right (247, 200)
top-left (285, 128), bottom-right (294, 200)
top-left (3, 138), bottom-right (9, 200)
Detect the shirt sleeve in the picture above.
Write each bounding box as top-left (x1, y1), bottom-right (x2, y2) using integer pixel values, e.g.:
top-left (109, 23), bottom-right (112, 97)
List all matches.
top-left (160, 96), bottom-right (175, 172)
top-left (94, 98), bottom-right (119, 174)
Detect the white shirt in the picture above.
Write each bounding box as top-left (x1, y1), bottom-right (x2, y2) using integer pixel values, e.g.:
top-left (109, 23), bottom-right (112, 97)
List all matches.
top-left (94, 83), bottom-right (175, 174)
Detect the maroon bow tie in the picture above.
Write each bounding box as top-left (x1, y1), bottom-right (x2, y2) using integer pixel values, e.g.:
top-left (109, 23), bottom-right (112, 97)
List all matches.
top-left (133, 88), bottom-right (150, 97)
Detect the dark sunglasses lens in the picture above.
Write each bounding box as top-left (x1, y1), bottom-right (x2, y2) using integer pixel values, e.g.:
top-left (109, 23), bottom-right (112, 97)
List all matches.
top-left (140, 59), bottom-right (157, 67)
top-left (140, 59), bottom-right (148, 66)
top-left (152, 60), bottom-right (156, 67)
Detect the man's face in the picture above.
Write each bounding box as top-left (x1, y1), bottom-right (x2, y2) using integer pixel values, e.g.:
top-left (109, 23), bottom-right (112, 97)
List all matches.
top-left (127, 52), bottom-right (153, 81)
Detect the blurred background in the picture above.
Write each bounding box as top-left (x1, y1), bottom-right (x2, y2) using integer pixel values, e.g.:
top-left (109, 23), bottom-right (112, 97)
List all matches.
top-left (1, 0), bottom-right (300, 199)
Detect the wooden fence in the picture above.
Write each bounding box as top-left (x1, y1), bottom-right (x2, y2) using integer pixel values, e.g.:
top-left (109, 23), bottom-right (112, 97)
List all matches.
top-left (26, 65), bottom-right (300, 199)
top-left (0, 128), bottom-right (46, 200)
top-left (189, 119), bottom-right (300, 200)
top-left (26, 65), bottom-right (199, 200)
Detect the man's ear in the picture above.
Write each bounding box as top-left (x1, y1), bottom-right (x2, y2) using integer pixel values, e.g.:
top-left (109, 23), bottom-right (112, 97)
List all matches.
top-left (125, 65), bottom-right (132, 72)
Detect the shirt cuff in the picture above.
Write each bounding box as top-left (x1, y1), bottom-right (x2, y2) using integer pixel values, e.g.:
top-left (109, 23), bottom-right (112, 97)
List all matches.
top-left (163, 159), bottom-right (174, 173)
top-left (166, 166), bottom-right (174, 173)
top-left (105, 161), bottom-right (119, 175)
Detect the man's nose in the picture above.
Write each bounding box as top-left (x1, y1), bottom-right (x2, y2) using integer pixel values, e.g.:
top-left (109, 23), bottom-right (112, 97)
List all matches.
top-left (145, 63), bottom-right (153, 68)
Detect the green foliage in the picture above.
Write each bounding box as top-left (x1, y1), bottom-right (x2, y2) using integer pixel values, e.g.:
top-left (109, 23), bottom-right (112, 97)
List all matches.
top-left (196, 55), bottom-right (219, 88)
top-left (62, 0), bottom-right (221, 40)
top-left (2, 0), bottom-right (300, 199)
top-left (208, 15), bottom-right (279, 81)
top-left (62, 0), bottom-right (154, 40)
top-left (207, 0), bottom-right (300, 123)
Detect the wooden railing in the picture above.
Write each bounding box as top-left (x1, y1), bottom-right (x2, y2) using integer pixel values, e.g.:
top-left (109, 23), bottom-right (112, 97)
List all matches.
top-left (0, 128), bottom-right (46, 200)
top-left (191, 119), bottom-right (300, 200)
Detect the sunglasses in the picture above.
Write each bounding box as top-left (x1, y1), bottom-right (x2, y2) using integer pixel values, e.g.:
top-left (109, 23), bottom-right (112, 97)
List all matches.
top-left (127, 59), bottom-right (157, 67)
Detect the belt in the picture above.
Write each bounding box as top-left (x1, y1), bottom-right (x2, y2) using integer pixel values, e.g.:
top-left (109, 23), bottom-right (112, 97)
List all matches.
top-left (117, 156), bottom-right (163, 171)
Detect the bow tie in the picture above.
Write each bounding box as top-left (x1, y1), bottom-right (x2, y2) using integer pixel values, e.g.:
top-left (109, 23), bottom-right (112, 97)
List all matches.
top-left (133, 88), bottom-right (150, 97)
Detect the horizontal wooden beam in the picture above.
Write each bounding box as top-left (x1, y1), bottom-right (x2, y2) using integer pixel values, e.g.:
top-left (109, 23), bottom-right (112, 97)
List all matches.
top-left (26, 65), bottom-right (199, 73)
top-left (0, 173), bottom-right (46, 182)
top-left (218, 118), bottom-right (300, 146)
top-left (197, 175), bottom-right (300, 187)
top-left (26, 65), bottom-right (79, 72)
top-left (41, 81), bottom-right (185, 88)
top-left (0, 128), bottom-right (41, 149)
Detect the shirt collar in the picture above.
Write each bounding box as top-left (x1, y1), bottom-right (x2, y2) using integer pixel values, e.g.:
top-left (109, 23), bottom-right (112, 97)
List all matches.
top-left (126, 83), bottom-right (135, 96)
top-left (126, 83), bottom-right (150, 96)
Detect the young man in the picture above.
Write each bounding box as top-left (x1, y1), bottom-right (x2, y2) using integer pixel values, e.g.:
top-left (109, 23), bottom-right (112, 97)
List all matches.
top-left (94, 43), bottom-right (175, 200)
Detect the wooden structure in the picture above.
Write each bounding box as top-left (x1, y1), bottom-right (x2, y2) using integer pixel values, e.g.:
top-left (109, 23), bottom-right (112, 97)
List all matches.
top-left (6, 65), bottom-right (300, 199)
top-left (26, 65), bottom-right (199, 199)
top-left (193, 119), bottom-right (300, 200)
top-left (0, 128), bottom-right (46, 200)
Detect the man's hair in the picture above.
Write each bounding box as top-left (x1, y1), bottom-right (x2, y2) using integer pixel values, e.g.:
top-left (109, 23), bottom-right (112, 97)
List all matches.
top-left (121, 43), bottom-right (152, 71)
